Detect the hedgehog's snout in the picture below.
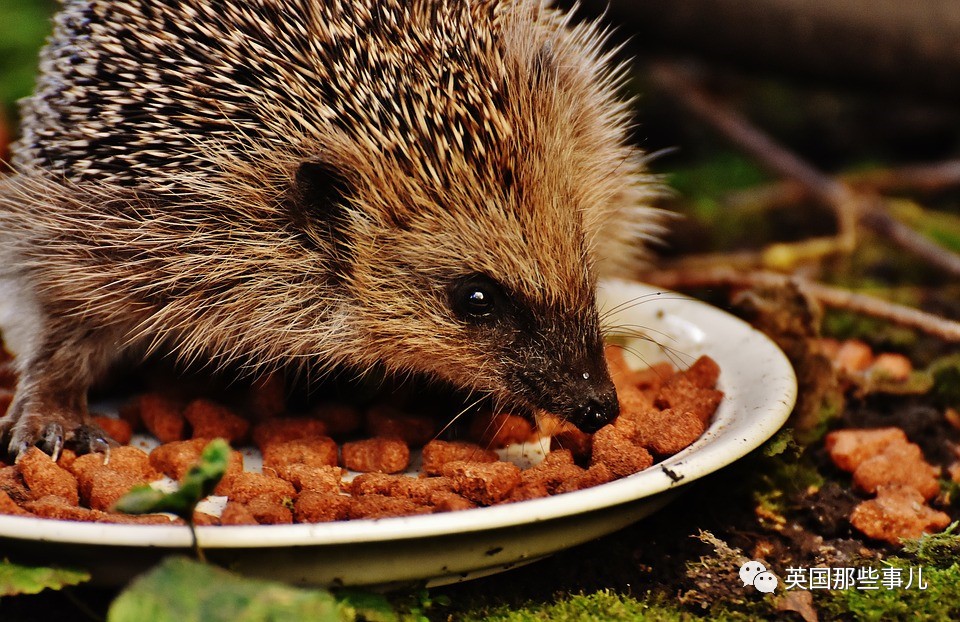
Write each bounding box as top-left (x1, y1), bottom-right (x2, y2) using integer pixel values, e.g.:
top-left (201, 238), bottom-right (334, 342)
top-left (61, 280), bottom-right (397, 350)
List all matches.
top-left (568, 382), bottom-right (619, 433)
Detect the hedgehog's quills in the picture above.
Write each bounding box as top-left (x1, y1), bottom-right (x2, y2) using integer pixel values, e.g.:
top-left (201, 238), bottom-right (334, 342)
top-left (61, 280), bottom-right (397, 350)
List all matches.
top-left (0, 0), bottom-right (664, 458)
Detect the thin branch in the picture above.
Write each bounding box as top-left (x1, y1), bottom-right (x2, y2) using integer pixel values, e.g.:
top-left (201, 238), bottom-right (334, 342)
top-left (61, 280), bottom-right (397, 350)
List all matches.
top-left (649, 61), bottom-right (960, 277)
top-left (642, 266), bottom-right (960, 342)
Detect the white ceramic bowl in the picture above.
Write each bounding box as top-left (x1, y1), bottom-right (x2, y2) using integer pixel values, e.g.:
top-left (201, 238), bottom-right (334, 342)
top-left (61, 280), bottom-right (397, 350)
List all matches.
top-left (0, 279), bottom-right (797, 587)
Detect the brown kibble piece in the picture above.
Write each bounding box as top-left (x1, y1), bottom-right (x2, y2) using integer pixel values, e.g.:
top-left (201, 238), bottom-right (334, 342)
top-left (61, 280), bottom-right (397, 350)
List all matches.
top-left (138, 393), bottom-right (186, 442)
top-left (262, 437), bottom-right (338, 470)
top-left (590, 424), bottom-right (653, 479)
top-left (351, 472), bottom-right (403, 496)
top-left (428, 490), bottom-right (477, 512)
top-left (441, 460), bottom-right (522, 505)
top-left (251, 417), bottom-right (329, 450)
top-left (23, 495), bottom-right (103, 522)
top-left (220, 501), bottom-right (259, 525)
top-left (270, 464), bottom-right (342, 493)
top-left (91, 416), bottom-right (133, 445)
top-left (421, 440), bottom-right (499, 476)
top-left (0, 466), bottom-right (30, 503)
top-left (342, 438), bottom-right (410, 473)
top-left (468, 412), bottom-right (533, 448)
top-left (869, 353), bottom-right (913, 382)
top-left (17, 447), bottom-right (80, 505)
top-left (391, 476), bottom-right (457, 504)
top-left (184, 399), bottom-right (250, 443)
top-left (192, 511), bottom-right (220, 526)
top-left (852, 442), bottom-right (941, 501)
top-left (220, 471), bottom-right (296, 504)
top-left (680, 356), bottom-right (721, 389)
top-left (365, 405), bottom-right (436, 447)
top-left (604, 345), bottom-right (632, 386)
top-left (825, 427), bottom-right (909, 473)
top-left (556, 463), bottom-right (616, 493)
top-left (654, 376), bottom-right (723, 425)
top-left (69, 445), bottom-right (158, 482)
top-left (522, 450), bottom-right (584, 493)
top-left (0, 490), bottom-right (31, 516)
top-left (836, 340), bottom-right (874, 374)
top-left (245, 494), bottom-right (293, 524)
top-left (550, 429), bottom-right (592, 464)
top-left (850, 485), bottom-right (951, 545)
top-left (625, 362), bottom-right (676, 397)
top-left (88, 470), bottom-right (143, 511)
top-left (347, 494), bottom-right (431, 519)
top-left (630, 408), bottom-right (705, 457)
top-left (294, 491), bottom-right (352, 523)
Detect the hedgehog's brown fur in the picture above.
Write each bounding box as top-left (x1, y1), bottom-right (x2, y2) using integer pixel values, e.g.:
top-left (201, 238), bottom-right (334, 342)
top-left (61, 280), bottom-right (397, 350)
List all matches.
top-left (0, 0), bottom-right (662, 457)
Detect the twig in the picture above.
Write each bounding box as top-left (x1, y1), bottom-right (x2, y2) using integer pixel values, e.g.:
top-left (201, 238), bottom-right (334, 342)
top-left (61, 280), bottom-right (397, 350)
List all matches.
top-left (726, 160), bottom-right (960, 213)
top-left (649, 61), bottom-right (960, 277)
top-left (643, 266), bottom-right (960, 342)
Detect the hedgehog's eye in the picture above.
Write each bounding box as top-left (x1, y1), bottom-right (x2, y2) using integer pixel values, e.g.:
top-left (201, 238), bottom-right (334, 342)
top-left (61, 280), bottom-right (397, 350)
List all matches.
top-left (449, 274), bottom-right (507, 324)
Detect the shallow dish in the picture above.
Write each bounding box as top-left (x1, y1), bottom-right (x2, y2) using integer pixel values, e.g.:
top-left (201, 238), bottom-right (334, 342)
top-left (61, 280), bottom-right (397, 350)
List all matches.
top-left (0, 279), bottom-right (797, 587)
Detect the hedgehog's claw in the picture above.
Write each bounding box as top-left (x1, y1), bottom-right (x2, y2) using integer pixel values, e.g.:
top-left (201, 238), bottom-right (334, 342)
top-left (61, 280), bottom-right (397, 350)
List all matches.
top-left (72, 423), bottom-right (118, 462)
top-left (40, 422), bottom-right (65, 462)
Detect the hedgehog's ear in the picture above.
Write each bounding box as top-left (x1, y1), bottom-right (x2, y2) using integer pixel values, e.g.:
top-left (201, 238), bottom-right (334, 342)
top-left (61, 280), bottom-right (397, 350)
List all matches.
top-left (288, 160), bottom-right (354, 260)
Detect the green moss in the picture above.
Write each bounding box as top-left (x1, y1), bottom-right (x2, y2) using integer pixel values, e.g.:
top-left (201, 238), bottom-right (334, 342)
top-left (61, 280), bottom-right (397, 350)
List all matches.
top-left (819, 559), bottom-right (960, 621)
top-left (457, 590), bottom-right (698, 622)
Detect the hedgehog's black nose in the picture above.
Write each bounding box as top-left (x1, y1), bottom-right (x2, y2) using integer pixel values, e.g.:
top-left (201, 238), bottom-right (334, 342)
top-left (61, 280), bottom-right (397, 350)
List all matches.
top-left (571, 388), bottom-right (620, 433)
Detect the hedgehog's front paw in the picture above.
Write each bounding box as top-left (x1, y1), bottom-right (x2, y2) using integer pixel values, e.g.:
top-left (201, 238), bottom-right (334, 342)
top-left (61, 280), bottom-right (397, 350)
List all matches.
top-left (1, 399), bottom-right (115, 461)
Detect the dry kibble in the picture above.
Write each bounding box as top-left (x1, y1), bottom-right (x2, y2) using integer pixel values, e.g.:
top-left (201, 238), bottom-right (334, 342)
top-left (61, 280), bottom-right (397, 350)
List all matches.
top-left (835, 340), bottom-right (874, 374)
top-left (590, 424), bottom-right (653, 479)
top-left (680, 356), bottom-right (721, 389)
top-left (0, 466), bottom-right (30, 504)
top-left (629, 408), bottom-right (705, 457)
top-left (87, 470), bottom-right (143, 511)
top-left (16, 447), bottom-right (79, 505)
top-left (852, 442), bottom-right (940, 501)
top-left (138, 393), bottom-right (186, 443)
top-left (347, 494), bottom-right (431, 519)
top-left (192, 511), bottom-right (220, 526)
top-left (654, 376), bottom-right (723, 425)
top-left (391, 476), bottom-right (457, 504)
top-left (549, 429), bottom-right (592, 464)
top-left (351, 472), bottom-right (403, 496)
top-left (850, 485), bottom-right (951, 545)
top-left (342, 438), bottom-right (410, 474)
top-left (869, 353), bottom-right (913, 382)
top-left (184, 399), bottom-right (250, 443)
top-left (0, 490), bottom-right (31, 516)
top-left (147, 438), bottom-right (210, 481)
top-left (90, 415), bottom-right (133, 445)
top-left (23, 495), bottom-right (103, 522)
top-left (428, 490), bottom-right (477, 512)
top-left (825, 427), bottom-right (909, 473)
top-left (421, 440), bottom-right (499, 476)
top-left (270, 463), bottom-right (342, 493)
top-left (442, 460), bottom-right (522, 505)
top-left (365, 405), bottom-right (436, 447)
top-left (220, 471), bottom-right (296, 505)
top-left (245, 494), bottom-right (293, 524)
top-left (295, 491), bottom-right (352, 523)
top-left (468, 412), bottom-right (533, 448)
top-left (251, 417), bottom-right (329, 450)
top-left (262, 437), bottom-right (339, 470)
top-left (220, 501), bottom-right (259, 526)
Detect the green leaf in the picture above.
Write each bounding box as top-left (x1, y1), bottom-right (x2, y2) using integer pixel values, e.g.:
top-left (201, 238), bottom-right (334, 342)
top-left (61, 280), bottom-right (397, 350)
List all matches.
top-left (0, 559), bottom-right (90, 596)
top-left (107, 557), bottom-right (345, 622)
top-left (113, 438), bottom-right (230, 520)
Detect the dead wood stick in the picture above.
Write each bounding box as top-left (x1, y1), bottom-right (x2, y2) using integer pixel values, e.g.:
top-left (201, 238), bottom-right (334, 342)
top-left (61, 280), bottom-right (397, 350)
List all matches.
top-left (643, 267), bottom-right (960, 343)
top-left (650, 61), bottom-right (960, 277)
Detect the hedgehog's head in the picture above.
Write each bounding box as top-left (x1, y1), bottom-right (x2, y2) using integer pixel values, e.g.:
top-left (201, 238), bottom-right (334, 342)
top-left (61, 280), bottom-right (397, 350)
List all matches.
top-left (278, 1), bottom-right (660, 431)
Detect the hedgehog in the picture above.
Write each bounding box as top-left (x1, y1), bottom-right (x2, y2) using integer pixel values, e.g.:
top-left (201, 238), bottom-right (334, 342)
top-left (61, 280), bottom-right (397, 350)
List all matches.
top-left (0, 0), bottom-right (662, 458)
